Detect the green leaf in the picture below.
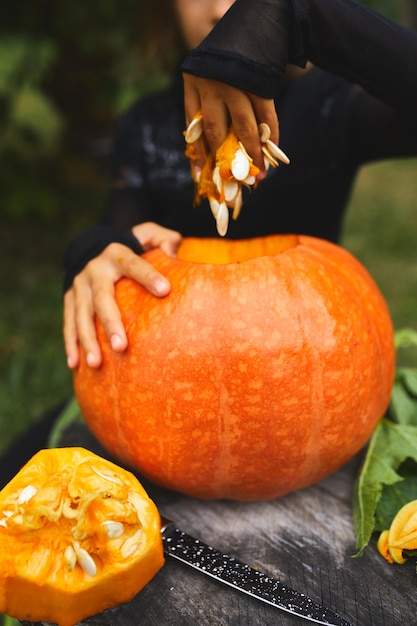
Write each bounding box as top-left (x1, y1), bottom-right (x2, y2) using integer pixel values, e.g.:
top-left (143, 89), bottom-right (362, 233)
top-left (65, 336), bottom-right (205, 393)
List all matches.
top-left (353, 329), bottom-right (417, 558)
top-left (375, 465), bottom-right (417, 531)
top-left (3, 615), bottom-right (20, 626)
top-left (395, 328), bottom-right (417, 350)
top-left (390, 378), bottom-right (417, 425)
top-left (47, 395), bottom-right (83, 449)
top-left (399, 368), bottom-right (417, 397)
top-left (353, 419), bottom-right (417, 555)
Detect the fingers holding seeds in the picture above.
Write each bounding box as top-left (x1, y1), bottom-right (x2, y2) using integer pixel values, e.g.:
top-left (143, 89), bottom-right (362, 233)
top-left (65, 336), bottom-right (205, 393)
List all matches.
top-left (184, 112), bottom-right (203, 144)
top-left (250, 94), bottom-right (280, 146)
top-left (184, 114), bottom-right (290, 237)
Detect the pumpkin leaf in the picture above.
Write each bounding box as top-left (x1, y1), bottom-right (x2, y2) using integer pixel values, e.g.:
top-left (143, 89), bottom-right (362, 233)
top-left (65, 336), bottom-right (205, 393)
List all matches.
top-left (394, 327), bottom-right (417, 350)
top-left (353, 419), bottom-right (417, 555)
top-left (353, 329), bottom-right (417, 557)
top-left (4, 616), bottom-right (20, 626)
top-left (374, 461), bottom-right (417, 531)
top-left (398, 367), bottom-right (417, 397)
top-left (389, 377), bottom-right (417, 426)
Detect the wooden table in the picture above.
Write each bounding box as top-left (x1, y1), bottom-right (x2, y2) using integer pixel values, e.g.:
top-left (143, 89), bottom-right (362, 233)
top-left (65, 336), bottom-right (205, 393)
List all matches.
top-left (21, 421), bottom-right (417, 626)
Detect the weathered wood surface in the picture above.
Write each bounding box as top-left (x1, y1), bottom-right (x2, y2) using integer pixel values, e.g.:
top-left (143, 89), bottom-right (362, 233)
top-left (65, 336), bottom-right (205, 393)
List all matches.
top-left (21, 422), bottom-right (417, 626)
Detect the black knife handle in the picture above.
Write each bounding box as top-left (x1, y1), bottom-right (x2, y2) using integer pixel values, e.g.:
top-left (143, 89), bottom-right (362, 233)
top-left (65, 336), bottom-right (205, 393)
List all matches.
top-left (162, 524), bottom-right (353, 626)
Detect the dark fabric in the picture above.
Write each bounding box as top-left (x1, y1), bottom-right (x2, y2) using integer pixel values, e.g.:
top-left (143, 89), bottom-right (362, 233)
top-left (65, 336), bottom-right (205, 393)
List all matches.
top-left (182, 0), bottom-right (417, 119)
top-left (0, 404), bottom-right (64, 489)
top-left (181, 0), bottom-right (292, 98)
top-left (64, 0), bottom-right (417, 292)
top-left (63, 224), bottom-right (143, 293)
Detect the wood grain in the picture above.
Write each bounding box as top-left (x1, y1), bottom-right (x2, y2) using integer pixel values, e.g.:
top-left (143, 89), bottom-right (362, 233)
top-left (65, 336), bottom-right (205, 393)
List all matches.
top-left (20, 422), bottom-right (417, 626)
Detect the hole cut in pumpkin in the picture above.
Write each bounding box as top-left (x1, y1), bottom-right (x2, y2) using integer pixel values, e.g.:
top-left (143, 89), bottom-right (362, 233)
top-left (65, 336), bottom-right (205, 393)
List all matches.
top-left (176, 234), bottom-right (300, 265)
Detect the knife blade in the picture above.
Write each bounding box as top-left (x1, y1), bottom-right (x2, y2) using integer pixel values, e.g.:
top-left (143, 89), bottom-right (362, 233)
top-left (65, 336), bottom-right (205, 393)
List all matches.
top-left (161, 517), bottom-right (353, 626)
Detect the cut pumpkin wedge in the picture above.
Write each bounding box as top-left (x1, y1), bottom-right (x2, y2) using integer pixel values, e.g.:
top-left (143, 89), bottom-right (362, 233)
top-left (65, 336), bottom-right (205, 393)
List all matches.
top-left (0, 447), bottom-right (164, 626)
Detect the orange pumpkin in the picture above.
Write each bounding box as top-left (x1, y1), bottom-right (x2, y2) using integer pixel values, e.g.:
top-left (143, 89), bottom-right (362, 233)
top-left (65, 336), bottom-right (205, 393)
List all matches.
top-left (74, 235), bottom-right (395, 501)
top-left (0, 447), bottom-right (164, 626)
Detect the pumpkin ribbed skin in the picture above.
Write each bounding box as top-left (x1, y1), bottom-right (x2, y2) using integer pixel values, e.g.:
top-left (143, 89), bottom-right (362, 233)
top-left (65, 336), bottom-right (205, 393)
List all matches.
top-left (0, 447), bottom-right (164, 626)
top-left (74, 235), bottom-right (395, 501)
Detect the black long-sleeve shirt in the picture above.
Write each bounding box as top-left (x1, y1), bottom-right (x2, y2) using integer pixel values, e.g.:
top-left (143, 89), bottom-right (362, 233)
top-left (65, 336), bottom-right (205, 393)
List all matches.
top-left (64, 0), bottom-right (417, 292)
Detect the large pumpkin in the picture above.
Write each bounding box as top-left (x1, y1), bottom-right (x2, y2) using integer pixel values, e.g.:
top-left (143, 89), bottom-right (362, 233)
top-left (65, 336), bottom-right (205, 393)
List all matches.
top-left (74, 235), bottom-right (395, 501)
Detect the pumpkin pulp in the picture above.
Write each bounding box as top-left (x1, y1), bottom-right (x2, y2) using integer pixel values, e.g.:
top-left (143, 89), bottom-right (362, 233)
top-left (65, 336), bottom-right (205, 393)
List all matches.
top-left (176, 234), bottom-right (299, 265)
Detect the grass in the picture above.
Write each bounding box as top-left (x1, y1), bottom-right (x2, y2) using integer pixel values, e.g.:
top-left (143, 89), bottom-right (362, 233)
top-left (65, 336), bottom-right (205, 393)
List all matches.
top-left (0, 157), bottom-right (416, 624)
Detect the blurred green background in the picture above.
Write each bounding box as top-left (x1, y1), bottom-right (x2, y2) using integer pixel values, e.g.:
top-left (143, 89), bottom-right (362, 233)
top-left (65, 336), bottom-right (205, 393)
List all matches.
top-left (0, 0), bottom-right (416, 624)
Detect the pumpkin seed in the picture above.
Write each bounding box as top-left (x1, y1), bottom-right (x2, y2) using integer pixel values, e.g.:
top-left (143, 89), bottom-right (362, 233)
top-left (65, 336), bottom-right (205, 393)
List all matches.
top-left (209, 197), bottom-right (220, 219)
top-left (73, 542), bottom-right (97, 577)
top-left (212, 166), bottom-right (222, 193)
top-left (237, 141), bottom-right (252, 161)
top-left (91, 465), bottom-right (123, 486)
top-left (0, 510), bottom-right (14, 527)
top-left (232, 190), bottom-right (243, 221)
top-left (184, 115), bottom-right (203, 144)
top-left (243, 174), bottom-right (256, 186)
top-left (103, 520), bottom-right (125, 538)
top-left (18, 485), bottom-right (38, 504)
top-left (265, 139), bottom-right (290, 165)
top-left (216, 201), bottom-right (229, 237)
top-left (231, 149), bottom-right (250, 181)
top-left (224, 179), bottom-right (239, 203)
top-left (258, 122), bottom-right (271, 143)
top-left (262, 146), bottom-right (279, 168)
top-left (64, 545), bottom-right (77, 572)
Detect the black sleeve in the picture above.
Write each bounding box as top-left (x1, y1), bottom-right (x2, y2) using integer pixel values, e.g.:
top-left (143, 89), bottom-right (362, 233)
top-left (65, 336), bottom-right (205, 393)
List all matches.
top-left (63, 104), bottom-right (152, 294)
top-left (181, 0), bottom-right (417, 119)
top-left (63, 225), bottom-right (143, 294)
top-left (182, 0), bottom-right (291, 98)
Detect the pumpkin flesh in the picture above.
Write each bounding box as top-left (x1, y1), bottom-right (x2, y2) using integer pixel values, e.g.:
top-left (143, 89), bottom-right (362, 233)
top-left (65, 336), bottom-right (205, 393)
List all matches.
top-left (74, 235), bottom-right (395, 501)
top-left (0, 447), bottom-right (164, 626)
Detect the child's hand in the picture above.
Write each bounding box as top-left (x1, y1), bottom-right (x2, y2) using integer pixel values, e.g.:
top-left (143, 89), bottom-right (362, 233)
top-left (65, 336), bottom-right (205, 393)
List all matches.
top-left (183, 73), bottom-right (279, 179)
top-left (64, 222), bottom-right (182, 369)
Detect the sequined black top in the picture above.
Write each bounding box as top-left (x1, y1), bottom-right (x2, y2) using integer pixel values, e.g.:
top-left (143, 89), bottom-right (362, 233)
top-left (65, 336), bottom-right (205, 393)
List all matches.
top-left (64, 0), bottom-right (417, 292)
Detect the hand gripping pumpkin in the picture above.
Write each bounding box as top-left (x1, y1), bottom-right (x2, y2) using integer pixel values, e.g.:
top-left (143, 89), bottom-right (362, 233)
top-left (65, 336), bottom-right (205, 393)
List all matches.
top-left (0, 447), bottom-right (164, 626)
top-left (74, 235), bottom-right (395, 501)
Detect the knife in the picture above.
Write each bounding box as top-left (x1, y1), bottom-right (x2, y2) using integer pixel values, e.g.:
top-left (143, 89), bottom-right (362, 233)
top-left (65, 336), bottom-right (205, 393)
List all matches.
top-left (161, 517), bottom-right (353, 626)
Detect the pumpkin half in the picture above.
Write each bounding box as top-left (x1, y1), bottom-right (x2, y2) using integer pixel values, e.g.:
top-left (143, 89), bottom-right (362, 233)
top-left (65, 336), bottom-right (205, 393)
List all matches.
top-left (74, 235), bottom-right (395, 501)
top-left (0, 447), bottom-right (164, 626)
